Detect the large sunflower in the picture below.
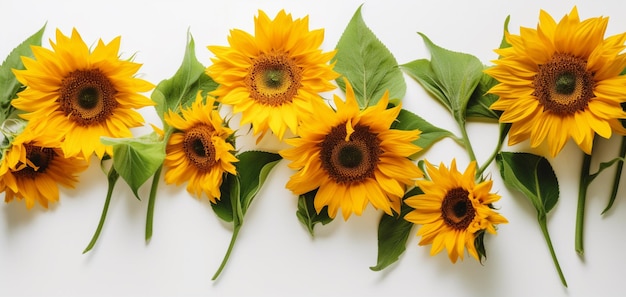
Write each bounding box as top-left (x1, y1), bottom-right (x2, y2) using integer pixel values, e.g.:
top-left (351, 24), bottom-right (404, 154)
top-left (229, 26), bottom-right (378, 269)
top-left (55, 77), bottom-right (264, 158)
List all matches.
top-left (163, 94), bottom-right (238, 203)
top-left (404, 160), bottom-right (508, 263)
top-left (280, 81), bottom-right (422, 220)
top-left (12, 28), bottom-right (154, 160)
top-left (0, 122), bottom-right (88, 209)
top-left (207, 10), bottom-right (339, 140)
top-left (486, 7), bottom-right (626, 156)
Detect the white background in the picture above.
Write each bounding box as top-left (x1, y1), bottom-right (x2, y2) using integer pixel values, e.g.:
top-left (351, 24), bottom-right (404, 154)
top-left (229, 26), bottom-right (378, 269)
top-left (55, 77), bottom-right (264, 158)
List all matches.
top-left (1, 0), bottom-right (626, 296)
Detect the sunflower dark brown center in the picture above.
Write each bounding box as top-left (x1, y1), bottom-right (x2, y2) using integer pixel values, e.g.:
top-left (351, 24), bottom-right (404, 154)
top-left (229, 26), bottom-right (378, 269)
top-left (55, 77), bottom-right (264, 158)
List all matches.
top-left (245, 52), bottom-right (303, 106)
top-left (441, 187), bottom-right (475, 230)
top-left (13, 144), bottom-right (56, 179)
top-left (319, 123), bottom-right (382, 184)
top-left (183, 125), bottom-right (217, 172)
top-left (533, 53), bottom-right (595, 115)
top-left (59, 69), bottom-right (118, 126)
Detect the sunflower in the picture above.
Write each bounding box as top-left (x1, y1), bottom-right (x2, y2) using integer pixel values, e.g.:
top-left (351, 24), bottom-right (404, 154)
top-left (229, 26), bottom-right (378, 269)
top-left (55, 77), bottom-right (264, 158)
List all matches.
top-left (485, 7), bottom-right (626, 157)
top-left (207, 10), bottom-right (339, 140)
top-left (0, 122), bottom-right (88, 209)
top-left (163, 94), bottom-right (238, 203)
top-left (12, 28), bottom-right (154, 160)
top-left (280, 81), bottom-right (422, 220)
top-left (404, 159), bottom-right (508, 263)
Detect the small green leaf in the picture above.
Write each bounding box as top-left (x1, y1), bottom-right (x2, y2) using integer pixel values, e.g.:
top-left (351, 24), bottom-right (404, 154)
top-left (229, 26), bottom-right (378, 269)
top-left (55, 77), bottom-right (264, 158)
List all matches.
top-left (604, 136), bottom-right (626, 214)
top-left (466, 70), bottom-right (501, 120)
top-left (151, 30), bottom-right (216, 126)
top-left (589, 157), bottom-right (624, 182)
top-left (370, 187), bottom-right (421, 271)
top-left (474, 230), bottom-right (487, 263)
top-left (499, 16), bottom-right (512, 50)
top-left (391, 109), bottom-right (454, 157)
top-left (0, 24), bottom-right (46, 122)
top-left (296, 189), bottom-right (333, 236)
top-left (497, 152), bottom-right (559, 214)
top-left (101, 133), bottom-right (166, 199)
top-left (333, 5), bottom-right (406, 108)
top-left (417, 33), bottom-right (483, 123)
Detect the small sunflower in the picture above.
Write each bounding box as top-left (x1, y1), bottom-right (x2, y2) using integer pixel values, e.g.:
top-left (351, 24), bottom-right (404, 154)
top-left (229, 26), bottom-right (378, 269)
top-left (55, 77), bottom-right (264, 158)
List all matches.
top-left (486, 7), bottom-right (626, 156)
top-left (163, 94), bottom-right (238, 203)
top-left (0, 122), bottom-right (88, 209)
top-left (404, 159), bottom-right (508, 263)
top-left (280, 81), bottom-right (422, 220)
top-left (12, 28), bottom-right (154, 160)
top-left (207, 10), bottom-right (339, 140)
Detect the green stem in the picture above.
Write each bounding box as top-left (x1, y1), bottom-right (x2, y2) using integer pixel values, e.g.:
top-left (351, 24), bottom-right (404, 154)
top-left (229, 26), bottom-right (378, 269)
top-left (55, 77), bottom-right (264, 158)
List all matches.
top-left (603, 135), bottom-right (626, 214)
top-left (477, 123), bottom-right (510, 177)
top-left (83, 168), bottom-right (119, 254)
top-left (145, 165), bottom-right (163, 242)
top-left (575, 153), bottom-right (592, 256)
top-left (212, 224), bottom-right (241, 280)
top-left (458, 120), bottom-right (477, 163)
top-left (538, 215), bottom-right (568, 287)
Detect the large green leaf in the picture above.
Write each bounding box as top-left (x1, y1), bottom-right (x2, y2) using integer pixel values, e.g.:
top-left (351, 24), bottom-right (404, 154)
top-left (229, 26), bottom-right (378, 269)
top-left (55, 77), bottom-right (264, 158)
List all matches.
top-left (391, 109), bottom-right (454, 157)
top-left (151, 31), bottom-right (217, 126)
top-left (101, 133), bottom-right (166, 199)
top-left (0, 24), bottom-right (46, 122)
top-left (370, 187), bottom-right (421, 271)
top-left (497, 152), bottom-right (559, 214)
top-left (296, 189), bottom-right (333, 236)
top-left (333, 5), bottom-right (405, 108)
top-left (418, 33), bottom-right (483, 123)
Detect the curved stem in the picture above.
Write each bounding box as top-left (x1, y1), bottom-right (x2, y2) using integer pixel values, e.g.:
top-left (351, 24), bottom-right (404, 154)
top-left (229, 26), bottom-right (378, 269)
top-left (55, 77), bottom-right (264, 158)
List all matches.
top-left (145, 165), bottom-right (163, 242)
top-left (212, 225), bottom-right (241, 280)
top-left (539, 215), bottom-right (568, 287)
top-left (83, 168), bottom-right (119, 254)
top-left (575, 152), bottom-right (592, 256)
top-left (458, 120), bottom-right (477, 163)
top-left (477, 123), bottom-right (509, 177)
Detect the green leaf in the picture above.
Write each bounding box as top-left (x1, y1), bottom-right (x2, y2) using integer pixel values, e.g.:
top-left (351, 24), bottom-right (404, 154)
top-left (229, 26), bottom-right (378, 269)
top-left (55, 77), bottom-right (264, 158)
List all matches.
top-left (212, 174), bottom-right (237, 223)
top-left (101, 133), bottom-right (166, 199)
top-left (401, 59), bottom-right (447, 105)
top-left (496, 152), bottom-right (560, 214)
top-left (237, 151), bottom-right (282, 214)
top-left (333, 5), bottom-right (406, 108)
top-left (391, 109), bottom-right (454, 157)
top-left (370, 187), bottom-right (421, 271)
top-left (0, 24), bottom-right (46, 122)
top-left (466, 70), bottom-right (501, 120)
top-left (604, 136), bottom-right (626, 214)
top-left (212, 151), bottom-right (280, 280)
top-left (496, 152), bottom-right (567, 286)
top-left (499, 16), bottom-right (512, 50)
top-left (589, 157), bottom-right (624, 182)
top-left (151, 30), bottom-right (216, 126)
top-left (211, 151), bottom-right (281, 223)
top-left (416, 33), bottom-right (483, 123)
top-left (296, 189), bottom-right (333, 236)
